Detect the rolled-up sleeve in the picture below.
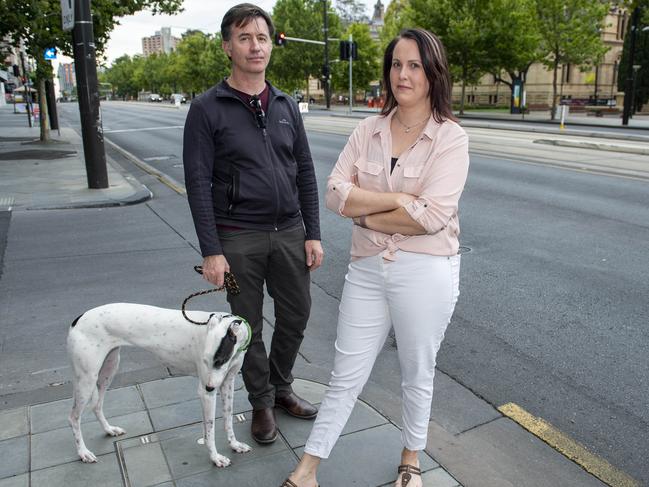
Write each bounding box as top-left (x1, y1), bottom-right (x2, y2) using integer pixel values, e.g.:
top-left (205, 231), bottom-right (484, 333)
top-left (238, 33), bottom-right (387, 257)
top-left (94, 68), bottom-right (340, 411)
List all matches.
top-left (325, 123), bottom-right (363, 216)
top-left (403, 130), bottom-right (469, 234)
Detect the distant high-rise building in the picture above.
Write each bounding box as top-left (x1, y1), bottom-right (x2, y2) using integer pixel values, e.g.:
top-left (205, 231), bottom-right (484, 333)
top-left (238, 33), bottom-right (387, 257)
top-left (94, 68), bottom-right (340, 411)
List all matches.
top-left (142, 27), bottom-right (180, 57)
top-left (58, 63), bottom-right (76, 98)
top-left (1, 36), bottom-right (29, 92)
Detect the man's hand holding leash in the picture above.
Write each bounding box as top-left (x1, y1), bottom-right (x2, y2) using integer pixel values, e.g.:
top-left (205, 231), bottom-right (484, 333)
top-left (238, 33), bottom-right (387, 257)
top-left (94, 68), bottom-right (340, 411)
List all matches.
top-left (201, 254), bottom-right (230, 287)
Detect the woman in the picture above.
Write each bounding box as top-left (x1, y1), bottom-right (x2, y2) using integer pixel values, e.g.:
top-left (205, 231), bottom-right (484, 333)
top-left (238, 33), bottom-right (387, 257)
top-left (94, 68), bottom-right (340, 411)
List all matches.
top-left (281, 28), bottom-right (469, 487)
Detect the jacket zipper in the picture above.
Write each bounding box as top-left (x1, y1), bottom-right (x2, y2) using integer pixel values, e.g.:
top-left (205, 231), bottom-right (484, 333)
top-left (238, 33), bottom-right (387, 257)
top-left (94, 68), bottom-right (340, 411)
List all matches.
top-left (264, 96), bottom-right (280, 231)
top-left (225, 91), bottom-right (281, 231)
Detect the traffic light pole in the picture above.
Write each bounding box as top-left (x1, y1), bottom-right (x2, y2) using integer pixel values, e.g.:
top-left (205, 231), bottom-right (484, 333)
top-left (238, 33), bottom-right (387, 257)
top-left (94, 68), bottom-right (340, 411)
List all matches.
top-left (348, 33), bottom-right (353, 113)
top-left (72, 0), bottom-right (108, 189)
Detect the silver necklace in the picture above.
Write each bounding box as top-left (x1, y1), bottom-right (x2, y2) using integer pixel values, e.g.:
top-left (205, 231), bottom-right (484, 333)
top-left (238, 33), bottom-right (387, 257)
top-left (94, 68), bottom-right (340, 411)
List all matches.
top-left (394, 112), bottom-right (430, 133)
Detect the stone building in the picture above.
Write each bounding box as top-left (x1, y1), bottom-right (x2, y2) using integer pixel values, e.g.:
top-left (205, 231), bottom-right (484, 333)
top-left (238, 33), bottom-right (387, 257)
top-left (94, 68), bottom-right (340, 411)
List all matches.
top-left (452, 6), bottom-right (629, 111)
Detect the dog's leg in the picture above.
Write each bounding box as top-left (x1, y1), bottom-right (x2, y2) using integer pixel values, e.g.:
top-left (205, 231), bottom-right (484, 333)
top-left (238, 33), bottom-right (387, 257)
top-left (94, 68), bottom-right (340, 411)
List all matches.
top-left (69, 374), bottom-right (99, 463)
top-left (93, 348), bottom-right (126, 437)
top-left (198, 384), bottom-right (231, 467)
top-left (220, 371), bottom-right (251, 454)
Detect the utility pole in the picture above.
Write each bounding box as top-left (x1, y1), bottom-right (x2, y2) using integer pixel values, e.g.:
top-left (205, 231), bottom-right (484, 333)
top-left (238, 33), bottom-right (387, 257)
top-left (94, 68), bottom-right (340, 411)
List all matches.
top-left (323, 0), bottom-right (331, 109)
top-left (622, 7), bottom-right (640, 126)
top-left (72, 0), bottom-right (108, 188)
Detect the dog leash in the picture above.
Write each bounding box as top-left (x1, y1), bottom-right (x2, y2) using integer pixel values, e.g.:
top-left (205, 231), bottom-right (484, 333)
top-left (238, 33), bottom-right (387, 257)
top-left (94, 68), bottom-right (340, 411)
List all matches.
top-left (181, 267), bottom-right (241, 325)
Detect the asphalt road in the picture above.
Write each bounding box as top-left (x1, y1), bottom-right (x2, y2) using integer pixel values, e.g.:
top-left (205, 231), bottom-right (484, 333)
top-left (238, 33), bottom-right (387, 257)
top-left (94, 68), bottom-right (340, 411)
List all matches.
top-left (58, 101), bottom-right (649, 483)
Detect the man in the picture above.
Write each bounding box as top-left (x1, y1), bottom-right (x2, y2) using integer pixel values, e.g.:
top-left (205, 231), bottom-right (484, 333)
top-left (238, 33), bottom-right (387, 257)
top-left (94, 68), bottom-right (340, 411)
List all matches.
top-left (183, 3), bottom-right (324, 445)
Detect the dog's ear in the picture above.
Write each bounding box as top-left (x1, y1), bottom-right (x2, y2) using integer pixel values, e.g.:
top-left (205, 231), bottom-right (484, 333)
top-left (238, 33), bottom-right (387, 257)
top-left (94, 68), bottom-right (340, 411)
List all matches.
top-left (213, 325), bottom-right (237, 368)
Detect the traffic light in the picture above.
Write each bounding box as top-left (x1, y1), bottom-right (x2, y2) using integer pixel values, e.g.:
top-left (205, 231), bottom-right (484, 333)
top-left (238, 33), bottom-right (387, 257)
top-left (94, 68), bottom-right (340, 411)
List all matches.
top-left (350, 41), bottom-right (358, 60)
top-left (339, 41), bottom-right (358, 60)
top-left (274, 32), bottom-right (287, 46)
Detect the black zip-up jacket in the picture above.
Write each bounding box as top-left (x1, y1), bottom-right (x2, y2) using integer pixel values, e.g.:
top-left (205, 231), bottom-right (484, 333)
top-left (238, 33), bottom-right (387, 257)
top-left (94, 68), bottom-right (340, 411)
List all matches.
top-left (183, 80), bottom-right (321, 257)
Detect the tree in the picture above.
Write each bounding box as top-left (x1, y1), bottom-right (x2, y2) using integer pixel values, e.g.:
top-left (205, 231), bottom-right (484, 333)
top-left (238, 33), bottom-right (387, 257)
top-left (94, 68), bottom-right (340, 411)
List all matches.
top-left (535, 0), bottom-right (609, 119)
top-left (331, 23), bottom-right (381, 98)
top-left (618, 2), bottom-right (649, 114)
top-left (379, 0), bottom-right (413, 49)
top-left (409, 0), bottom-right (492, 114)
top-left (173, 32), bottom-right (229, 97)
top-left (103, 55), bottom-right (139, 99)
top-left (0, 0), bottom-right (184, 141)
top-left (335, 0), bottom-right (370, 27)
top-left (269, 0), bottom-right (342, 95)
top-left (485, 0), bottom-right (543, 109)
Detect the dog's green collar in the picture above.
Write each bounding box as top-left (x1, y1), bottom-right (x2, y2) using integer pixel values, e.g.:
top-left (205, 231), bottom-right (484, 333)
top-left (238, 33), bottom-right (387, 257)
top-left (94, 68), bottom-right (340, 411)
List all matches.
top-left (237, 319), bottom-right (252, 353)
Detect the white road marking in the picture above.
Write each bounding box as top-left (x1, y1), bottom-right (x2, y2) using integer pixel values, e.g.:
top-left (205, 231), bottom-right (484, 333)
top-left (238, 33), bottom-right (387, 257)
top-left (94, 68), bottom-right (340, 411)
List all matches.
top-left (31, 366), bottom-right (70, 375)
top-left (104, 125), bottom-right (183, 134)
top-left (143, 156), bottom-right (173, 161)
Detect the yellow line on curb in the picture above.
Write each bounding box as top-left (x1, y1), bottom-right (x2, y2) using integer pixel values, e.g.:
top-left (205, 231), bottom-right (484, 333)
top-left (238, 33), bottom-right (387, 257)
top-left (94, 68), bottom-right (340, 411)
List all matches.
top-left (498, 403), bottom-right (639, 487)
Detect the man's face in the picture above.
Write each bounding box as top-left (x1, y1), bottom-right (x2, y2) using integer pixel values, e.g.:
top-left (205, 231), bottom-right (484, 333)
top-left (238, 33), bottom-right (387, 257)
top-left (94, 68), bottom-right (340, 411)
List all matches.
top-left (222, 17), bottom-right (272, 76)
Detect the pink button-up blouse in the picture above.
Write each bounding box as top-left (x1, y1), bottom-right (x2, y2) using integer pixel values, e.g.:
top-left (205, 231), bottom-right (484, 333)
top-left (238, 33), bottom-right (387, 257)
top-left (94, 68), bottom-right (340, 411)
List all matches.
top-left (325, 109), bottom-right (470, 261)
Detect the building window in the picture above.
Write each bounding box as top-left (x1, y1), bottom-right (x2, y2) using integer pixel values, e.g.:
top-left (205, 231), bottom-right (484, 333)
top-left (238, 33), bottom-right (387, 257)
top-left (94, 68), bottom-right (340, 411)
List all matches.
top-left (562, 64), bottom-right (572, 83)
top-left (617, 13), bottom-right (627, 40)
top-left (467, 94), bottom-right (475, 103)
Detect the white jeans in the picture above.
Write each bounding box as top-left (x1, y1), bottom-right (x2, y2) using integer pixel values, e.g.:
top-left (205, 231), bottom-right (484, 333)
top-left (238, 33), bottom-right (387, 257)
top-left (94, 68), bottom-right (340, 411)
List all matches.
top-left (304, 251), bottom-right (460, 458)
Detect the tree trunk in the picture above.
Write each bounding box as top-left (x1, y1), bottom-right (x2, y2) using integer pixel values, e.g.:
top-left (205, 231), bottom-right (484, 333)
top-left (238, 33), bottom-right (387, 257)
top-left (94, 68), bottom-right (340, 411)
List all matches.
top-left (305, 75), bottom-right (310, 101)
top-left (38, 78), bottom-right (50, 142)
top-left (551, 56), bottom-right (559, 120)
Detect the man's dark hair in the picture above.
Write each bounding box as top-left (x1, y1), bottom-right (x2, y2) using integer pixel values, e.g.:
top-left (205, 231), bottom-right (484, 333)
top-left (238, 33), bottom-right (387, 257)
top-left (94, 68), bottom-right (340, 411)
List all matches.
top-left (221, 3), bottom-right (275, 41)
top-left (381, 28), bottom-right (457, 124)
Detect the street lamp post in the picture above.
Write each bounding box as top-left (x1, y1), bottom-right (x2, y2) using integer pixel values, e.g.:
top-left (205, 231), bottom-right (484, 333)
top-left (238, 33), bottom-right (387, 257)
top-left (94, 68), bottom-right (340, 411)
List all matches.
top-left (322, 0), bottom-right (331, 109)
top-left (631, 64), bottom-right (641, 115)
top-left (622, 7), bottom-right (640, 126)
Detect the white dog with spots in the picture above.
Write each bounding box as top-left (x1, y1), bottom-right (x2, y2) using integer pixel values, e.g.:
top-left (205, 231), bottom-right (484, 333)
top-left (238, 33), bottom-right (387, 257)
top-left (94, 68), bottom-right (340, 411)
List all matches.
top-left (67, 303), bottom-right (252, 467)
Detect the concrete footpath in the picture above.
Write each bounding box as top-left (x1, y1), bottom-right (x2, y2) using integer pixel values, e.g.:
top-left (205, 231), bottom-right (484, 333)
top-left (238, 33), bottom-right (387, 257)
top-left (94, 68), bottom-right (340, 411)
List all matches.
top-left (0, 104), bottom-right (626, 487)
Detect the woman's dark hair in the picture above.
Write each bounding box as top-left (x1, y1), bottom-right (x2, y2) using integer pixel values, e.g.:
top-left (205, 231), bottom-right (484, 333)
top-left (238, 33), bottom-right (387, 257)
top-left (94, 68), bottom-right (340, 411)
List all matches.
top-left (381, 28), bottom-right (456, 123)
top-left (221, 3), bottom-right (275, 41)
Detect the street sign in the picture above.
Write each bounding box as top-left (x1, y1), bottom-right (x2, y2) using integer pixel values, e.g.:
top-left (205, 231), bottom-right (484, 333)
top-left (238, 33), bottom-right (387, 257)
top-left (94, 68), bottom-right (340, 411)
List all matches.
top-left (61, 0), bottom-right (74, 31)
top-left (44, 48), bottom-right (57, 60)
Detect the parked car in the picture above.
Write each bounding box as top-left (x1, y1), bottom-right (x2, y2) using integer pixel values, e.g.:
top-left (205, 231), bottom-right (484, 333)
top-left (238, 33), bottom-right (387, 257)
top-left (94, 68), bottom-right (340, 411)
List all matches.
top-left (148, 93), bottom-right (162, 102)
top-left (170, 93), bottom-right (187, 104)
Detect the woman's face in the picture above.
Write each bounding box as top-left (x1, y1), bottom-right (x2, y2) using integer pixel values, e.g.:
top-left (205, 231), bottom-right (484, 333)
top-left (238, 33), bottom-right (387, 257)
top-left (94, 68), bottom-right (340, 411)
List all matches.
top-left (389, 38), bottom-right (430, 108)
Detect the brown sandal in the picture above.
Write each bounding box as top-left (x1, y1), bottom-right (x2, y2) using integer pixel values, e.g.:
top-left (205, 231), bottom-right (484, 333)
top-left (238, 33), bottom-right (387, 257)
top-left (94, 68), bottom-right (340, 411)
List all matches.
top-left (397, 464), bottom-right (421, 486)
top-left (280, 479), bottom-right (320, 487)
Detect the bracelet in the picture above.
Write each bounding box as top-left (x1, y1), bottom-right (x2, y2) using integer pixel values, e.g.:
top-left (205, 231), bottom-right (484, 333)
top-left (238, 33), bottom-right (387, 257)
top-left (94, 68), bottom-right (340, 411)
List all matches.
top-left (359, 215), bottom-right (367, 229)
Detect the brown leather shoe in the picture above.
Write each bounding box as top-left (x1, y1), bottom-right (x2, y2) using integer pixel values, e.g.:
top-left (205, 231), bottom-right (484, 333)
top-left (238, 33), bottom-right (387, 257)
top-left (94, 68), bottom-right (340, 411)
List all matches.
top-left (251, 407), bottom-right (278, 444)
top-left (275, 392), bottom-right (318, 419)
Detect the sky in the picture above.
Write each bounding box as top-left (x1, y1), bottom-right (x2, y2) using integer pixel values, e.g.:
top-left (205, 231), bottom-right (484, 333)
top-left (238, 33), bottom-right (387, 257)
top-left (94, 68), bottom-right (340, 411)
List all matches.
top-left (98, 0), bottom-right (383, 66)
top-left (53, 0), bottom-right (384, 95)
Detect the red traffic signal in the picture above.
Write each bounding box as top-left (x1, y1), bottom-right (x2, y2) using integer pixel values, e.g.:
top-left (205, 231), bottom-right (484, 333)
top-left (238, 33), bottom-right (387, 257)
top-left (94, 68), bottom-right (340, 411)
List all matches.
top-left (275, 32), bottom-right (287, 46)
